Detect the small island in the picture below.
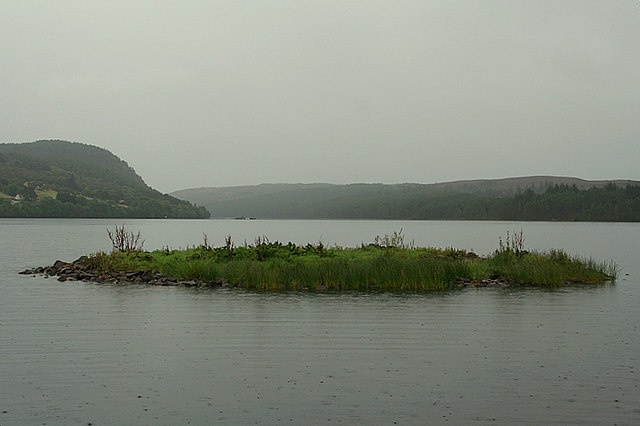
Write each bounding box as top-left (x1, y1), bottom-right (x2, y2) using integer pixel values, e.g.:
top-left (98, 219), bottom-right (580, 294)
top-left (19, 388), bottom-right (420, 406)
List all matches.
top-left (21, 227), bottom-right (617, 292)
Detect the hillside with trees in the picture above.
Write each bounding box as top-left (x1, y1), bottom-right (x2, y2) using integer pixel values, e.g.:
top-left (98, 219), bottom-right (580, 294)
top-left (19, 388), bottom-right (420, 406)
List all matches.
top-left (172, 178), bottom-right (640, 222)
top-left (0, 140), bottom-right (209, 218)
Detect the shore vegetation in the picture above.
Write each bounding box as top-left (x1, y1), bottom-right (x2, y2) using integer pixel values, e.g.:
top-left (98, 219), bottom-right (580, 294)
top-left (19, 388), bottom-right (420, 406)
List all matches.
top-left (77, 228), bottom-right (617, 292)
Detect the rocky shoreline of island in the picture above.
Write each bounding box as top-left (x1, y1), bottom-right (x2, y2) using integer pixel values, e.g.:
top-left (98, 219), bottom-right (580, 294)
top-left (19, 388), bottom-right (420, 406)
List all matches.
top-left (19, 256), bottom-right (593, 291)
top-left (20, 257), bottom-right (233, 288)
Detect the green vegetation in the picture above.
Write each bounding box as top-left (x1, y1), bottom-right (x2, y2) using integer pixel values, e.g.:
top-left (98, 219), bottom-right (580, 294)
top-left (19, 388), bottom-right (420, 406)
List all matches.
top-left (0, 140), bottom-right (209, 218)
top-left (82, 228), bottom-right (617, 292)
top-left (172, 179), bottom-right (640, 222)
top-left (495, 183), bottom-right (640, 221)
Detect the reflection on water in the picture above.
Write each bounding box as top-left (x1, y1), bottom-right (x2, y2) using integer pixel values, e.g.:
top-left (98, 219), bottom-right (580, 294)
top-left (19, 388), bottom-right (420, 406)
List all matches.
top-left (1, 219), bottom-right (639, 424)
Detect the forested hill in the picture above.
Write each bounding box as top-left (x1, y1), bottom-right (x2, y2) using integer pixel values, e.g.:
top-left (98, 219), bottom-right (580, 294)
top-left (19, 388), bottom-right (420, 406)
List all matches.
top-left (172, 177), bottom-right (640, 222)
top-left (0, 140), bottom-right (209, 218)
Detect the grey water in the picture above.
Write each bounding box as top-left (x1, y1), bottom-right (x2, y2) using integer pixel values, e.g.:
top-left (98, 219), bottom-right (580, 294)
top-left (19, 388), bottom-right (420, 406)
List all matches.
top-left (1, 219), bottom-right (639, 425)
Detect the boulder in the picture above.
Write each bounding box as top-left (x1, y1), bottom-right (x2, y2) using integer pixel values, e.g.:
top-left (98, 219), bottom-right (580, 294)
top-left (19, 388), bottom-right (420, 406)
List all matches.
top-left (53, 260), bottom-right (70, 269)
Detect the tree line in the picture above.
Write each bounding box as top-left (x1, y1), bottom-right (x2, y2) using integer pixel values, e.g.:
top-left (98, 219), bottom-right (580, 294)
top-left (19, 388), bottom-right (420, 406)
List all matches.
top-left (207, 183), bottom-right (640, 222)
top-left (0, 195), bottom-right (209, 219)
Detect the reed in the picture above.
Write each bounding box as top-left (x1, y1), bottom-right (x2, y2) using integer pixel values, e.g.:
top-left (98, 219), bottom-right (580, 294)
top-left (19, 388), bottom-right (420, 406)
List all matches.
top-left (83, 228), bottom-right (617, 292)
top-left (488, 249), bottom-right (618, 285)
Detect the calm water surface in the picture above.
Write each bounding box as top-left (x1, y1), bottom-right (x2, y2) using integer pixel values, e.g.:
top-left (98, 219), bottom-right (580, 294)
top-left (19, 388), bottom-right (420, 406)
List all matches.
top-left (1, 219), bottom-right (639, 425)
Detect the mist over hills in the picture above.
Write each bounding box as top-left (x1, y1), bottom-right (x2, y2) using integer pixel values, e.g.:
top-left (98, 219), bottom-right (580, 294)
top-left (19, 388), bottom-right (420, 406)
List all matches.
top-left (172, 177), bottom-right (640, 221)
top-left (0, 140), bottom-right (209, 218)
top-left (2, 140), bottom-right (637, 221)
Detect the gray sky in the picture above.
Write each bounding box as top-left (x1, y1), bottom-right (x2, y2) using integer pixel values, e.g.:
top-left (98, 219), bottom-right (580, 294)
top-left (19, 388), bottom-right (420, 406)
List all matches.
top-left (2, 1), bottom-right (639, 193)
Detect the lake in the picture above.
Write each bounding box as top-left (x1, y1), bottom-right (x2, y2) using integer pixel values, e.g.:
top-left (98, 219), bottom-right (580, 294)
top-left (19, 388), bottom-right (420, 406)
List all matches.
top-left (1, 219), bottom-right (639, 425)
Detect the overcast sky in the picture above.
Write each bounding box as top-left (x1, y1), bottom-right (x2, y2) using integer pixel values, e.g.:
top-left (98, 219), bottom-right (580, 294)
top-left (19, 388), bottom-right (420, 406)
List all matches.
top-left (2, 1), bottom-right (639, 193)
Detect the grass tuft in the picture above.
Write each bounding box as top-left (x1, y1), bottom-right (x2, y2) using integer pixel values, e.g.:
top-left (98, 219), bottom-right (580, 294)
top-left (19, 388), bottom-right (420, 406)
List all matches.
top-left (78, 228), bottom-right (617, 292)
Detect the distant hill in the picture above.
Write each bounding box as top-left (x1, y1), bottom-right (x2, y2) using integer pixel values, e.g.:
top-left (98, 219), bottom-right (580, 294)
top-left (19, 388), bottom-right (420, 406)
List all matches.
top-left (171, 177), bottom-right (640, 221)
top-left (422, 176), bottom-right (638, 195)
top-left (0, 140), bottom-right (209, 218)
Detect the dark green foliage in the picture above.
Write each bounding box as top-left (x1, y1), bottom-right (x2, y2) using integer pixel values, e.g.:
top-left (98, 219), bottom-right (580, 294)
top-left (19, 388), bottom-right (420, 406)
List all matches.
top-left (501, 184), bottom-right (640, 221)
top-left (0, 140), bottom-right (210, 218)
top-left (0, 196), bottom-right (209, 219)
top-left (175, 181), bottom-right (640, 222)
top-left (6, 183), bottom-right (21, 196)
top-left (55, 192), bottom-right (76, 203)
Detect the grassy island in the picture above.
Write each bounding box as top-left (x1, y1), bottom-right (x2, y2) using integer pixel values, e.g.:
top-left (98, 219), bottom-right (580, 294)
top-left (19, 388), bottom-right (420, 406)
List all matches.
top-left (48, 228), bottom-right (616, 292)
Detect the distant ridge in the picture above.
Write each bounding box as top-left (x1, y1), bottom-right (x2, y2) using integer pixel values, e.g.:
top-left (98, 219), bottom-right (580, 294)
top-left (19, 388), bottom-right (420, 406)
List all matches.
top-left (171, 176), bottom-right (640, 221)
top-left (0, 140), bottom-right (209, 218)
top-left (424, 176), bottom-right (638, 195)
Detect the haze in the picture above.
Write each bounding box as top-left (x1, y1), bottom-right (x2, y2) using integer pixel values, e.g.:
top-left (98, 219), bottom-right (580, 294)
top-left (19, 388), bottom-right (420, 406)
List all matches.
top-left (2, 1), bottom-right (639, 193)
